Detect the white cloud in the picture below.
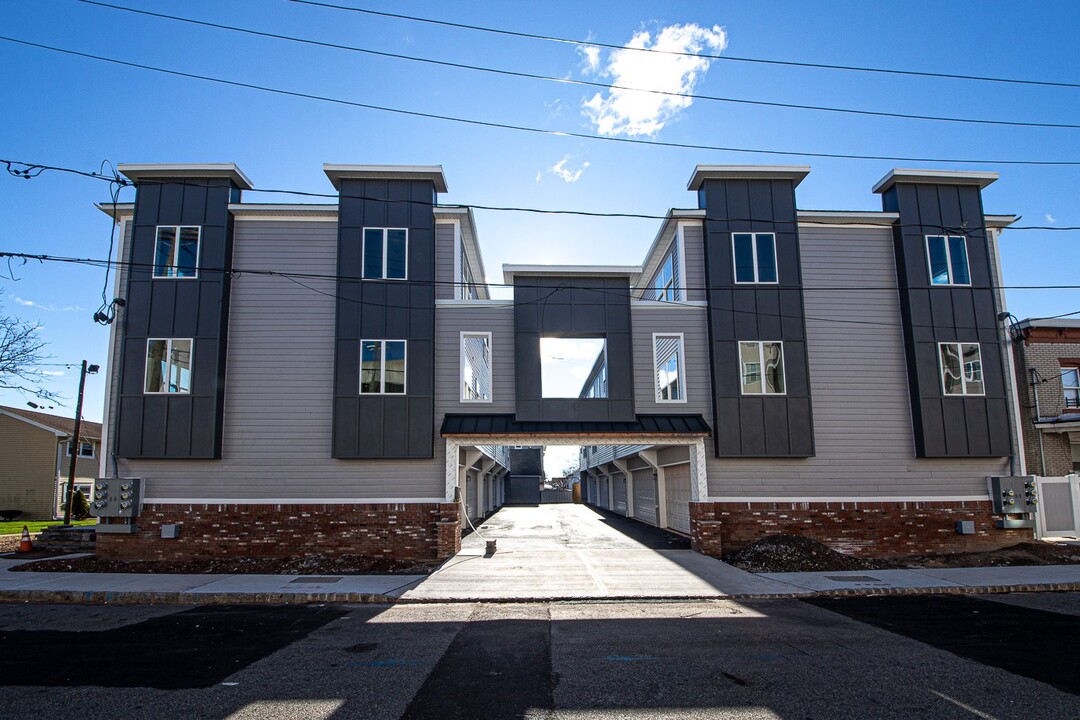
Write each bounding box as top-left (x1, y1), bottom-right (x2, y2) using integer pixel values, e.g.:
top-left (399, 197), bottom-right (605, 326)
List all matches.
top-left (535, 171), bottom-right (543, 185)
top-left (577, 44), bottom-right (601, 74)
top-left (582, 23), bottom-right (728, 137)
top-left (7, 295), bottom-right (84, 312)
top-left (1046, 213), bottom-right (1057, 224)
top-left (550, 155), bottom-right (591, 183)
top-left (42, 370), bottom-right (65, 376)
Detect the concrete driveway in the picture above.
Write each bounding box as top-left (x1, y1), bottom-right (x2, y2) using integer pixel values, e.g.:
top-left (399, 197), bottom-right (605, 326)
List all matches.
top-left (398, 504), bottom-right (797, 601)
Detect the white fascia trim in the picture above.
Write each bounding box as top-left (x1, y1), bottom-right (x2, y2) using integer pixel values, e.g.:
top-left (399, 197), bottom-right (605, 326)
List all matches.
top-left (228, 204), bottom-right (339, 221)
top-left (0, 409), bottom-right (67, 437)
top-left (118, 163), bottom-right (254, 190)
top-left (797, 210), bottom-right (900, 227)
top-left (633, 301), bottom-right (707, 308)
top-left (142, 497), bottom-right (450, 505)
top-left (688, 165), bottom-right (811, 191)
top-left (703, 495), bottom-right (992, 503)
top-left (323, 164), bottom-right (448, 192)
top-left (436, 299), bottom-right (513, 307)
top-left (96, 202), bottom-right (135, 221)
top-left (503, 264), bottom-right (643, 284)
top-left (872, 168), bottom-right (999, 194)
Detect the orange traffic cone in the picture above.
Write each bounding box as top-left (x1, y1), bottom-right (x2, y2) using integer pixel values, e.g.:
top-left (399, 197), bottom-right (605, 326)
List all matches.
top-left (17, 525), bottom-right (32, 553)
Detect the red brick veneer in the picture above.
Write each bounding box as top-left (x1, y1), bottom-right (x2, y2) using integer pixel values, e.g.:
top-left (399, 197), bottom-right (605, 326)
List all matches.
top-left (690, 500), bottom-right (1032, 559)
top-left (96, 503), bottom-right (461, 562)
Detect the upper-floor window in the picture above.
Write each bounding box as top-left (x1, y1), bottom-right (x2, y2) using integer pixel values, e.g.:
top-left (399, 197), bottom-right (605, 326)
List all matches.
top-left (739, 341), bottom-right (785, 395)
top-left (66, 440), bottom-right (95, 458)
top-left (652, 242), bottom-right (681, 302)
top-left (1062, 368), bottom-right (1080, 409)
top-left (360, 339), bottom-right (406, 394)
top-left (654, 333), bottom-right (685, 402)
top-left (154, 226), bottom-right (200, 278)
top-left (733, 233), bottom-right (777, 284)
top-left (460, 239), bottom-right (478, 300)
top-left (461, 332), bottom-right (492, 402)
top-left (939, 342), bottom-right (983, 396)
top-left (362, 228), bottom-right (407, 280)
top-left (926, 235), bottom-right (970, 286)
top-left (145, 338), bottom-right (192, 394)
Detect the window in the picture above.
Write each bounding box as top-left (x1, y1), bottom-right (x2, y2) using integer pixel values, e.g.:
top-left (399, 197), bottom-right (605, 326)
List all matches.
top-left (66, 440), bottom-right (94, 458)
top-left (1063, 368), bottom-right (1080, 408)
top-left (461, 332), bottom-right (492, 402)
top-left (651, 242), bottom-right (681, 302)
top-left (733, 233), bottom-right (778, 284)
top-left (654, 334), bottom-right (685, 402)
top-left (926, 235), bottom-right (970, 286)
top-left (739, 341), bottom-right (785, 395)
top-left (939, 342), bottom-right (984, 396)
top-left (153, 226), bottom-right (200, 278)
top-left (360, 340), bottom-right (406, 394)
top-left (362, 228), bottom-right (408, 280)
top-left (145, 339), bottom-right (192, 394)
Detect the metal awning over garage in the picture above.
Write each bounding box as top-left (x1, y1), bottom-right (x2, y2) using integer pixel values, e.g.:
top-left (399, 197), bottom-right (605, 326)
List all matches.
top-left (440, 414), bottom-right (711, 437)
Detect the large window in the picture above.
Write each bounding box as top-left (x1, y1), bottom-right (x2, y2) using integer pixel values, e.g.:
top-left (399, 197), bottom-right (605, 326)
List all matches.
top-left (651, 242), bottom-right (681, 302)
top-left (654, 334), bottom-right (685, 402)
top-left (540, 338), bottom-right (607, 398)
top-left (66, 440), bottom-right (95, 458)
top-left (145, 339), bottom-right (192, 394)
top-left (926, 235), bottom-right (970, 286)
top-left (1063, 367), bottom-right (1080, 409)
top-left (153, 226), bottom-right (200, 278)
top-left (360, 340), bottom-right (406, 394)
top-left (739, 341), bottom-right (785, 395)
top-left (461, 332), bottom-right (492, 402)
top-left (939, 342), bottom-right (984, 396)
top-left (733, 233), bottom-right (777, 284)
top-left (362, 228), bottom-right (408, 280)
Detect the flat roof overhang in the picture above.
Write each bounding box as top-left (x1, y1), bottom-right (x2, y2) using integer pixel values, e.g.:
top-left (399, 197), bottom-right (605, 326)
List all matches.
top-left (441, 413), bottom-right (711, 438)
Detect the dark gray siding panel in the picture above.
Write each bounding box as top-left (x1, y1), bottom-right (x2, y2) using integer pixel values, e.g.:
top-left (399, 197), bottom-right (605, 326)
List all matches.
top-left (116, 178), bottom-right (236, 459)
top-left (700, 178), bottom-right (814, 457)
top-left (883, 182), bottom-right (1010, 457)
top-left (513, 276), bottom-right (635, 422)
top-left (333, 179), bottom-right (436, 458)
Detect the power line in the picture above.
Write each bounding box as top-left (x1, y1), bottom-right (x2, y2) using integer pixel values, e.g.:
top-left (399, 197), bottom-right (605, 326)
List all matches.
top-left (287, 0), bottom-right (1080, 91)
top-left (4, 35), bottom-right (1080, 168)
top-left (77, 0), bottom-right (1080, 132)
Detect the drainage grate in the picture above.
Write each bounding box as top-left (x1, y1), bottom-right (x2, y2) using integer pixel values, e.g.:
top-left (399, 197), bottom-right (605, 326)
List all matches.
top-left (288, 576), bottom-right (343, 584)
top-left (824, 575), bottom-right (882, 582)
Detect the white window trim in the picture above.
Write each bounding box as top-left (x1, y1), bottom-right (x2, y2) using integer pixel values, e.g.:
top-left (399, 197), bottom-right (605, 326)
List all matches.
top-left (937, 341), bottom-right (985, 396)
top-left (359, 339), bottom-right (408, 395)
top-left (152, 225), bottom-right (201, 279)
top-left (144, 338), bottom-right (194, 395)
top-left (732, 232), bottom-right (779, 285)
top-left (361, 227), bottom-right (409, 280)
top-left (460, 331), bottom-right (493, 404)
top-left (652, 332), bottom-right (687, 404)
top-left (739, 340), bottom-right (787, 396)
top-left (924, 234), bottom-right (971, 287)
top-left (66, 440), bottom-right (95, 459)
top-left (676, 222), bottom-right (690, 302)
top-left (1062, 366), bottom-right (1080, 408)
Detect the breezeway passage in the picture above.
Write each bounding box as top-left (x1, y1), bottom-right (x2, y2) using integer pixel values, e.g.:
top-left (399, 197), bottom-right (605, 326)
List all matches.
top-left (398, 504), bottom-right (793, 601)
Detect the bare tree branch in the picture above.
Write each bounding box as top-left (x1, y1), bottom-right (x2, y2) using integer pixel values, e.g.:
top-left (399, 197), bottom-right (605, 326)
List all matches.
top-left (0, 295), bottom-right (62, 403)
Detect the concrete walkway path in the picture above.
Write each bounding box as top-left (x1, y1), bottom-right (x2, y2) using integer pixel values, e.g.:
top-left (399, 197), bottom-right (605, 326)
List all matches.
top-left (1, 504), bottom-right (1079, 604)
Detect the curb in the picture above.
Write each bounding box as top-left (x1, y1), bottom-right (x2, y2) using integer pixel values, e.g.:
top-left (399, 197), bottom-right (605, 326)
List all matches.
top-left (2, 581), bottom-right (1079, 605)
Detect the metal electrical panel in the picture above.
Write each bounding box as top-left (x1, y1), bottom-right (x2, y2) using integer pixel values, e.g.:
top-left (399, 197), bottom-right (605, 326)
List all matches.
top-left (988, 476), bottom-right (1037, 528)
top-left (89, 477), bottom-right (143, 518)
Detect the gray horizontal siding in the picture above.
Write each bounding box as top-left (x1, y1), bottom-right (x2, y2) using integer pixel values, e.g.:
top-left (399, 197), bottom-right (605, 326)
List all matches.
top-left (116, 219), bottom-right (445, 500)
top-left (705, 225), bottom-right (1008, 498)
top-left (636, 222), bottom-right (705, 303)
top-left (632, 305), bottom-right (712, 418)
top-left (435, 305), bottom-right (516, 414)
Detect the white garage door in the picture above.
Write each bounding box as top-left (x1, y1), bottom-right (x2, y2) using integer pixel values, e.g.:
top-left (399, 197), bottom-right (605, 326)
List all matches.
top-left (613, 473), bottom-right (627, 515)
top-left (599, 476), bottom-right (609, 509)
top-left (664, 463), bottom-right (692, 534)
top-left (632, 469), bottom-right (658, 526)
top-left (466, 473), bottom-right (478, 522)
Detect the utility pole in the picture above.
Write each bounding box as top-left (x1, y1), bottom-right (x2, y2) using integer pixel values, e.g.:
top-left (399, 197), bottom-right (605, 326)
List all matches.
top-left (62, 360), bottom-right (98, 526)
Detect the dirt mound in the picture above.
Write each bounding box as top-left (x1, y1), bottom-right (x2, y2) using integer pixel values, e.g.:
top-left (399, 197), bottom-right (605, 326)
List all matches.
top-left (899, 542), bottom-right (1080, 569)
top-left (9, 554), bottom-right (438, 576)
top-left (728, 535), bottom-right (891, 573)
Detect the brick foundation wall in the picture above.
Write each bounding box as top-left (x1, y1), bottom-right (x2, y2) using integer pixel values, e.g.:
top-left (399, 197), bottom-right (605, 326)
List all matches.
top-left (96, 503), bottom-right (462, 562)
top-left (690, 500), bottom-right (1032, 559)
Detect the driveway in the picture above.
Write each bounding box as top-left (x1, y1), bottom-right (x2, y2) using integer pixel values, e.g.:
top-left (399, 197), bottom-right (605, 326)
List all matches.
top-left (398, 504), bottom-right (796, 601)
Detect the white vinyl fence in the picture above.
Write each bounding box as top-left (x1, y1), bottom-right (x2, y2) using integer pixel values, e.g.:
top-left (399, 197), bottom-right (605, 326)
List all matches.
top-left (1035, 475), bottom-right (1080, 538)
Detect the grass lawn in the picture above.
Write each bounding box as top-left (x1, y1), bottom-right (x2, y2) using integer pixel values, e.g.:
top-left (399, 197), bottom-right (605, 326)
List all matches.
top-left (0, 519), bottom-right (96, 536)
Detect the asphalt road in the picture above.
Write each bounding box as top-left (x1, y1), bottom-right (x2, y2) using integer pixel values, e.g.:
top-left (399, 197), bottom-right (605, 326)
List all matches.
top-left (2, 594), bottom-right (1079, 719)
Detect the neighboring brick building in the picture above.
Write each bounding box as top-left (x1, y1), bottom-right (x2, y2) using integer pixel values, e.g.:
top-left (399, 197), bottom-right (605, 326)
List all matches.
top-left (1011, 320), bottom-right (1080, 477)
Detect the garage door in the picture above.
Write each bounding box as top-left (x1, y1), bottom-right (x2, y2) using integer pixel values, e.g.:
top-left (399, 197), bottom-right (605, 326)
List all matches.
top-left (507, 475), bottom-right (541, 504)
top-left (632, 469), bottom-right (658, 526)
top-left (599, 476), bottom-right (609, 509)
top-left (466, 473), bottom-right (478, 522)
top-left (482, 475), bottom-right (490, 514)
top-left (612, 473), bottom-right (627, 515)
top-left (664, 463), bottom-right (692, 534)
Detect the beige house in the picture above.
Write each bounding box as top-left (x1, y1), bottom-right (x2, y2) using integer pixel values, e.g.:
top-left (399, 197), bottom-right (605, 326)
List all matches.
top-left (0, 406), bottom-right (102, 520)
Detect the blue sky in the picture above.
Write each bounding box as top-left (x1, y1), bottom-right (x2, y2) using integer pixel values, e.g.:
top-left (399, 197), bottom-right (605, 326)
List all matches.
top-left (1, 0), bottom-right (1078, 433)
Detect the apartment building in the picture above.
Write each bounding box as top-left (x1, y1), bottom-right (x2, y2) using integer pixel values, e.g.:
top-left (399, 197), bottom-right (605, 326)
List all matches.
top-left (95, 163), bottom-right (1029, 561)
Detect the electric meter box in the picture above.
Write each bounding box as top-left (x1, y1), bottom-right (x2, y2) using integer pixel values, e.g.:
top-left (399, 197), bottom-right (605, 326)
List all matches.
top-left (89, 477), bottom-right (143, 518)
top-left (988, 476), bottom-right (1038, 515)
